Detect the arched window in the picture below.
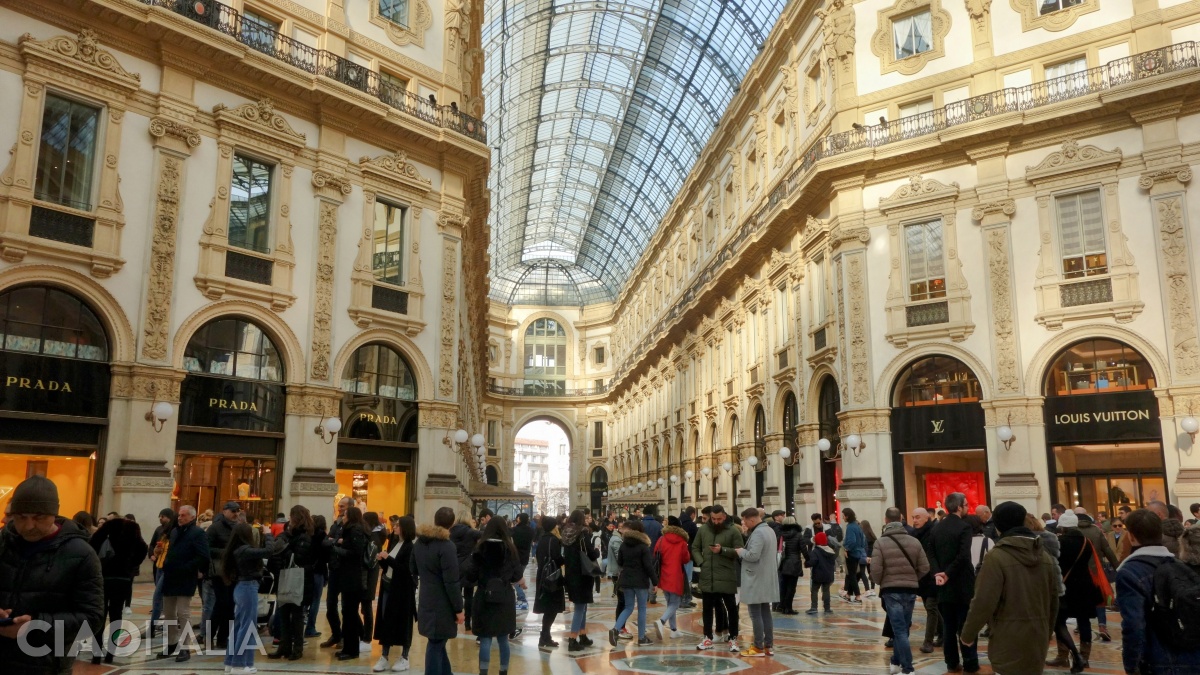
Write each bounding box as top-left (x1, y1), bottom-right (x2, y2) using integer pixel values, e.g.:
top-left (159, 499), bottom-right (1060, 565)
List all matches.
top-left (0, 286), bottom-right (108, 361)
top-left (485, 465), bottom-right (499, 486)
top-left (1044, 339), bottom-right (1154, 396)
top-left (782, 392), bottom-right (798, 515)
top-left (729, 415), bottom-right (741, 447)
top-left (590, 466), bottom-right (608, 512)
top-left (341, 343), bottom-right (417, 400)
top-left (753, 405), bottom-right (766, 509)
top-left (893, 355), bottom-right (981, 406)
top-left (818, 378), bottom-right (840, 445)
top-left (184, 318), bottom-right (282, 381)
top-left (523, 317), bottom-right (567, 394)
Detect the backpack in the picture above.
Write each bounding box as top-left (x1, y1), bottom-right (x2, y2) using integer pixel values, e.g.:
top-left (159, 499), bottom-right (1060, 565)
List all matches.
top-left (99, 538), bottom-right (116, 561)
top-left (1148, 557), bottom-right (1200, 651)
top-left (973, 537), bottom-right (991, 576)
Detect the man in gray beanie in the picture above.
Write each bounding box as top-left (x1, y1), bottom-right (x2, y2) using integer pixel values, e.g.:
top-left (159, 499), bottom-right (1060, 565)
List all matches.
top-left (0, 475), bottom-right (105, 673)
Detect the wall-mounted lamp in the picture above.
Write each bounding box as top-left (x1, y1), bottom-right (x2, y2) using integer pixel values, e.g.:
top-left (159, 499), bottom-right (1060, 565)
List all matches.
top-left (747, 455), bottom-right (759, 468)
top-left (314, 416), bottom-right (342, 444)
top-left (780, 447), bottom-right (794, 464)
top-left (1183, 416), bottom-right (1199, 444)
top-left (685, 470), bottom-right (694, 481)
top-left (145, 400), bottom-right (175, 433)
top-left (701, 466), bottom-right (711, 477)
top-left (845, 434), bottom-right (865, 456)
top-left (721, 461), bottom-right (733, 473)
top-left (670, 474), bottom-right (679, 484)
top-left (997, 424), bottom-right (1016, 451)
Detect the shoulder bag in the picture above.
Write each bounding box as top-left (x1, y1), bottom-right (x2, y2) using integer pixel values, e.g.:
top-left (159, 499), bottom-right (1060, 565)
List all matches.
top-left (578, 537), bottom-right (602, 577)
top-left (276, 553), bottom-right (305, 607)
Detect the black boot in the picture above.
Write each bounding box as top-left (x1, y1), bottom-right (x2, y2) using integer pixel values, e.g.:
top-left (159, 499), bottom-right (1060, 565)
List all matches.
top-left (568, 637), bottom-right (583, 652)
top-left (578, 634), bottom-right (593, 646)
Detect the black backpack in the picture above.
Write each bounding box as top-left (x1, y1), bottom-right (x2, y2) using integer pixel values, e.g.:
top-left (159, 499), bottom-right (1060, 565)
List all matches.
top-left (1148, 557), bottom-right (1200, 650)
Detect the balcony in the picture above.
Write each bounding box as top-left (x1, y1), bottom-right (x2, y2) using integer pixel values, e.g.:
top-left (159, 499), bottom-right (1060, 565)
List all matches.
top-left (487, 381), bottom-right (609, 397)
top-left (140, 0), bottom-right (487, 143)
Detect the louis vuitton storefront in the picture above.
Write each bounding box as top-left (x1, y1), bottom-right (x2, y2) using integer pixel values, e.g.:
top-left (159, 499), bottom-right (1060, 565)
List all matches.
top-left (0, 285), bottom-right (110, 517)
top-left (173, 318), bottom-right (285, 524)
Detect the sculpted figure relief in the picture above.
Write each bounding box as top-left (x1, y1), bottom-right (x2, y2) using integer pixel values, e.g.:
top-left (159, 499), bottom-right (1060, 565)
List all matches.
top-left (816, 0), bottom-right (855, 67)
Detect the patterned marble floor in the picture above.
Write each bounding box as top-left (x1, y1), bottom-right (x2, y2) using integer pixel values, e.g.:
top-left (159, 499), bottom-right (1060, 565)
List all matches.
top-left (71, 568), bottom-right (1125, 675)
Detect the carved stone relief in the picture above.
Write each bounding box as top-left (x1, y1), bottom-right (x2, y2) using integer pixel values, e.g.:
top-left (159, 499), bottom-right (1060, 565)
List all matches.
top-left (847, 255), bottom-right (870, 404)
top-left (1154, 195), bottom-right (1200, 379)
top-left (310, 201), bottom-right (338, 381)
top-left (986, 227), bottom-right (1022, 393)
top-left (141, 155), bottom-right (182, 361)
top-left (817, 0), bottom-right (856, 72)
top-left (439, 239), bottom-right (458, 397)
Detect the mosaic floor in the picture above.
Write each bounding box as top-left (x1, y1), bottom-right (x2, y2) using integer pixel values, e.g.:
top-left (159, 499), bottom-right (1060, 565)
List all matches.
top-left (72, 567), bottom-right (1126, 674)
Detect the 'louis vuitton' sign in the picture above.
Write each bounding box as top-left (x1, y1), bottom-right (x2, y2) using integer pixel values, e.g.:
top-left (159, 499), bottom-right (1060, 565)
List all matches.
top-left (1044, 391), bottom-right (1160, 444)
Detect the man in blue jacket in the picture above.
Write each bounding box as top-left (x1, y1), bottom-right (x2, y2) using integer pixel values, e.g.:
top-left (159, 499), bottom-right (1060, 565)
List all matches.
top-left (643, 506), bottom-right (663, 603)
top-left (1116, 509), bottom-right (1200, 674)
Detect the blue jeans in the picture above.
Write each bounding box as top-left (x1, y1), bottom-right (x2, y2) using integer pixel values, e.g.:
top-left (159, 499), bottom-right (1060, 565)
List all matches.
top-left (478, 635), bottom-right (511, 671)
top-left (225, 580), bottom-right (260, 668)
top-left (570, 602), bottom-right (589, 634)
top-left (151, 569), bottom-right (164, 625)
top-left (883, 592), bottom-right (917, 673)
top-left (683, 562), bottom-right (694, 600)
top-left (660, 591), bottom-right (682, 630)
top-left (516, 583), bottom-right (527, 604)
top-left (306, 573), bottom-right (325, 635)
top-left (425, 638), bottom-right (452, 675)
top-left (201, 579), bottom-right (215, 635)
top-left (615, 588), bottom-right (649, 639)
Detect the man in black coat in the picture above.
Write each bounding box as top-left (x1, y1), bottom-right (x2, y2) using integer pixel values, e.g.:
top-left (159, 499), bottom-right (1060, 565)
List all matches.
top-left (679, 507), bottom-right (699, 608)
top-left (203, 501), bottom-right (239, 647)
top-left (159, 505), bottom-right (210, 661)
top-left (909, 507), bottom-right (941, 653)
top-left (511, 512), bottom-right (535, 610)
top-left (0, 475), bottom-right (104, 675)
top-left (320, 496), bottom-right (353, 650)
top-left (926, 492), bottom-right (977, 673)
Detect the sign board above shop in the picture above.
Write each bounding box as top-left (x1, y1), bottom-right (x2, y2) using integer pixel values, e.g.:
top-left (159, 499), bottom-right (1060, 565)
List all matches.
top-left (0, 351), bottom-right (110, 419)
top-left (890, 402), bottom-right (987, 452)
top-left (1044, 390), bottom-right (1161, 445)
top-left (179, 375), bottom-right (285, 433)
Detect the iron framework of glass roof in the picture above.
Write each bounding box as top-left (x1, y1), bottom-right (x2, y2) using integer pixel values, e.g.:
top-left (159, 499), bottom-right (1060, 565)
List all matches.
top-left (483, 0), bottom-right (788, 306)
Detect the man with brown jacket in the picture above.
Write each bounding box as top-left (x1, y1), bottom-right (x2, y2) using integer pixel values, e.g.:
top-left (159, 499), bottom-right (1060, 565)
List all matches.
top-left (870, 508), bottom-right (930, 675)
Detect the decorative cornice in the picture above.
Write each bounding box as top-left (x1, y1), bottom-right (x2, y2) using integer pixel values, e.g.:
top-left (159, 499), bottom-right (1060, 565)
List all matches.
top-left (148, 116), bottom-right (201, 148)
top-left (360, 152), bottom-right (433, 193)
top-left (971, 197), bottom-right (1016, 222)
top-left (1025, 140), bottom-right (1122, 182)
top-left (212, 98), bottom-right (307, 144)
top-left (312, 170), bottom-right (353, 196)
top-left (1139, 165), bottom-right (1192, 190)
top-left (19, 29), bottom-right (140, 84)
top-left (878, 174), bottom-right (960, 213)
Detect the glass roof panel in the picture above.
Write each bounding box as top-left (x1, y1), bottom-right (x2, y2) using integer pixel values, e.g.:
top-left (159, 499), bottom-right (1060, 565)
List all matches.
top-left (484, 0), bottom-right (787, 306)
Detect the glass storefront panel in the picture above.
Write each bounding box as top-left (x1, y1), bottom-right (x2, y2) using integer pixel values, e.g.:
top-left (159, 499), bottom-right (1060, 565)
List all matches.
top-left (901, 450), bottom-right (988, 515)
top-left (1052, 442), bottom-right (1166, 512)
top-left (0, 454), bottom-right (93, 516)
top-left (173, 454), bottom-right (278, 525)
top-left (336, 466), bottom-right (408, 522)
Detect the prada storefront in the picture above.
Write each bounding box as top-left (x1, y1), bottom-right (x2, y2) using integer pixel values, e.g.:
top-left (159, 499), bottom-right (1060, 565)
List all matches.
top-left (174, 318), bottom-right (285, 524)
top-left (890, 356), bottom-right (989, 515)
top-left (0, 286), bottom-right (109, 516)
top-left (336, 343), bottom-right (418, 521)
top-left (1044, 339), bottom-right (1166, 514)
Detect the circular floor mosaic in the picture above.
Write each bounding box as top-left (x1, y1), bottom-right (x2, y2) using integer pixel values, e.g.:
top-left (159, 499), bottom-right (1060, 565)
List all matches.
top-left (614, 654), bottom-right (750, 673)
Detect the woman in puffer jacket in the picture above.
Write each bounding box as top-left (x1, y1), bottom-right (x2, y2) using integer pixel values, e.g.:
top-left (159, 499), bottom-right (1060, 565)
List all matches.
top-left (650, 524), bottom-right (691, 639)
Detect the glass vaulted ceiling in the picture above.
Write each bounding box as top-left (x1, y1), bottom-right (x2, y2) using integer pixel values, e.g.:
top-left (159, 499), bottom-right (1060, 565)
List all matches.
top-left (483, 0), bottom-right (789, 306)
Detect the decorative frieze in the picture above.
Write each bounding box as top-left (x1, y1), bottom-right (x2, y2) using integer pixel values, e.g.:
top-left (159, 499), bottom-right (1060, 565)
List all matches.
top-left (140, 155), bottom-right (182, 361)
top-left (310, 201), bottom-right (338, 381)
top-left (985, 226), bottom-right (1022, 394)
top-left (438, 239), bottom-right (458, 398)
top-left (1153, 194), bottom-right (1200, 379)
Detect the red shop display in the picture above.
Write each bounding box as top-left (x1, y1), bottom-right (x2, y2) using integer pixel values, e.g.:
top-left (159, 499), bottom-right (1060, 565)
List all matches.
top-left (923, 471), bottom-right (986, 514)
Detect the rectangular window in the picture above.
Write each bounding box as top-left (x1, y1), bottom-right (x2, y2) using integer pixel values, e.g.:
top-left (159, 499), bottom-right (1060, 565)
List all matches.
top-left (1045, 57), bottom-right (1088, 97)
top-left (228, 154), bottom-right (273, 254)
top-left (594, 379), bottom-right (604, 390)
top-left (811, 256), bottom-right (827, 322)
top-left (594, 346), bottom-right (605, 364)
top-left (905, 219), bottom-right (947, 301)
top-left (241, 10), bottom-right (280, 54)
top-left (35, 95), bottom-right (100, 211)
top-left (1039, 0), bottom-right (1085, 15)
top-left (372, 200), bottom-right (405, 286)
top-left (1057, 189), bottom-right (1107, 279)
top-left (893, 11), bottom-right (933, 59)
top-left (379, 71), bottom-right (409, 107)
top-left (380, 0), bottom-right (410, 26)
top-left (899, 97), bottom-right (934, 118)
top-left (593, 421), bottom-right (604, 448)
top-left (748, 310), bottom-right (758, 361)
top-left (777, 285), bottom-right (791, 343)
top-left (487, 420), bottom-right (498, 446)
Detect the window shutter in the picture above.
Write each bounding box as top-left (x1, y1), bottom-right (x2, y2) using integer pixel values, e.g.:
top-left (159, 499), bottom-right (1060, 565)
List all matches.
top-left (926, 221), bottom-right (945, 279)
top-left (1079, 190), bottom-right (1105, 253)
top-left (1057, 195), bottom-right (1082, 257)
top-left (906, 223), bottom-right (927, 284)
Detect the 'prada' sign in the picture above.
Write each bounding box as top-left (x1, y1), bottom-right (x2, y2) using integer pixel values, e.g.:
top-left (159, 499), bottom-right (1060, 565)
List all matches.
top-left (0, 351), bottom-right (109, 418)
top-left (1044, 391), bottom-right (1160, 444)
top-left (180, 375), bottom-right (284, 432)
top-left (341, 394), bottom-right (416, 443)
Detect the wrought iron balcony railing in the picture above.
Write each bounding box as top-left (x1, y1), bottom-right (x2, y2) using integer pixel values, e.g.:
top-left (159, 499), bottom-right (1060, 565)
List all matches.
top-left (141, 0), bottom-right (487, 143)
top-left (488, 382), bottom-right (609, 397)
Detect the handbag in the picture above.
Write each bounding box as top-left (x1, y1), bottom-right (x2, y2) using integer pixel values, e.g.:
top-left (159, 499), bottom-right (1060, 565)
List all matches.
top-left (276, 553), bottom-right (305, 607)
top-left (579, 539), bottom-right (602, 577)
top-left (540, 556), bottom-right (563, 593)
top-left (482, 576), bottom-right (509, 604)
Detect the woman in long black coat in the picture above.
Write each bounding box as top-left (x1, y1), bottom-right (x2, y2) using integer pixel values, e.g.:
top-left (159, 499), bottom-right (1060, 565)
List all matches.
top-left (410, 507), bottom-right (463, 675)
top-left (374, 515), bottom-right (416, 672)
top-left (268, 505), bottom-right (315, 661)
top-left (561, 510), bottom-right (599, 651)
top-left (89, 516), bottom-right (147, 664)
top-left (462, 518), bottom-right (524, 675)
top-left (331, 507), bottom-right (370, 661)
top-left (1052, 522), bottom-right (1103, 671)
top-left (533, 515), bottom-right (565, 649)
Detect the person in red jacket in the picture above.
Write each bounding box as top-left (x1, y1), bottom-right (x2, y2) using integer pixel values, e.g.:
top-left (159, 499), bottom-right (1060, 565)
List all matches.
top-left (651, 524), bottom-right (692, 639)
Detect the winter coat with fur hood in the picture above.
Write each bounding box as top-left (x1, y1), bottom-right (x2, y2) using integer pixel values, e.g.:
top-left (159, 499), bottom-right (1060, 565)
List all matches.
top-left (617, 530), bottom-right (658, 590)
top-left (653, 525), bottom-right (692, 595)
top-left (410, 524), bottom-right (463, 639)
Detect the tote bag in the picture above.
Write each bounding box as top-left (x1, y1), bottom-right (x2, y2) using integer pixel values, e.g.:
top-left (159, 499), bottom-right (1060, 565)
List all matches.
top-left (276, 554), bottom-right (305, 607)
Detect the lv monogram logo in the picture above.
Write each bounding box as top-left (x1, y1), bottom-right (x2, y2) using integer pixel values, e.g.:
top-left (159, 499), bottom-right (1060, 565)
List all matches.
top-left (931, 419), bottom-right (945, 434)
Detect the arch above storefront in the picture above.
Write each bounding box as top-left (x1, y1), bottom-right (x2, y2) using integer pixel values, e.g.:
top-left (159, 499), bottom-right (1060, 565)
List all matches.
top-left (332, 328), bottom-right (435, 403)
top-left (1024, 324), bottom-right (1170, 396)
top-left (172, 300), bottom-right (304, 385)
top-left (876, 342), bottom-right (994, 405)
top-left (0, 264), bottom-right (134, 363)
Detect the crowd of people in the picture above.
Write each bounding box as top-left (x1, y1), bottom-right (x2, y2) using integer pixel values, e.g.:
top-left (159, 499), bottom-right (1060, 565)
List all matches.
top-left (5, 473), bottom-right (1200, 674)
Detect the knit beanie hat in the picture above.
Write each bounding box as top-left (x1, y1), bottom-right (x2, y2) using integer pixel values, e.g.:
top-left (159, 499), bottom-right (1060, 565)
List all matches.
top-left (814, 532), bottom-right (828, 546)
top-left (991, 501), bottom-right (1027, 535)
top-left (158, 508), bottom-right (175, 519)
top-left (10, 475), bottom-right (59, 515)
top-left (1057, 512), bottom-right (1079, 529)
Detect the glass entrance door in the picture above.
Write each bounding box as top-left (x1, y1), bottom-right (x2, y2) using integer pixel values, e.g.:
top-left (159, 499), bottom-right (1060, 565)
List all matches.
top-left (1055, 471), bottom-right (1167, 515)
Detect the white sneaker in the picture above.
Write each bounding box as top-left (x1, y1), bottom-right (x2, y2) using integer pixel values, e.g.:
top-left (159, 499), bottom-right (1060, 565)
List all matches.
top-left (890, 665), bottom-right (901, 674)
top-left (654, 619), bottom-right (664, 640)
top-left (123, 606), bottom-right (133, 616)
top-left (373, 656), bottom-right (389, 672)
top-left (232, 668), bottom-right (257, 674)
top-left (669, 629), bottom-right (682, 639)
top-left (392, 657), bottom-right (410, 672)
top-left (360, 641), bottom-right (372, 653)
top-left (225, 668), bottom-right (233, 674)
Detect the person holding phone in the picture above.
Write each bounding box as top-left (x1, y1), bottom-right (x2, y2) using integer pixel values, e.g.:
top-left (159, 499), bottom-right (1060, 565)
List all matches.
top-left (0, 475), bottom-right (104, 673)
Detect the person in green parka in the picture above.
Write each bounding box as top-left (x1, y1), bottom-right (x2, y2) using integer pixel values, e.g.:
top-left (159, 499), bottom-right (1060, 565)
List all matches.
top-left (960, 501), bottom-right (1060, 675)
top-left (690, 504), bottom-right (745, 653)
